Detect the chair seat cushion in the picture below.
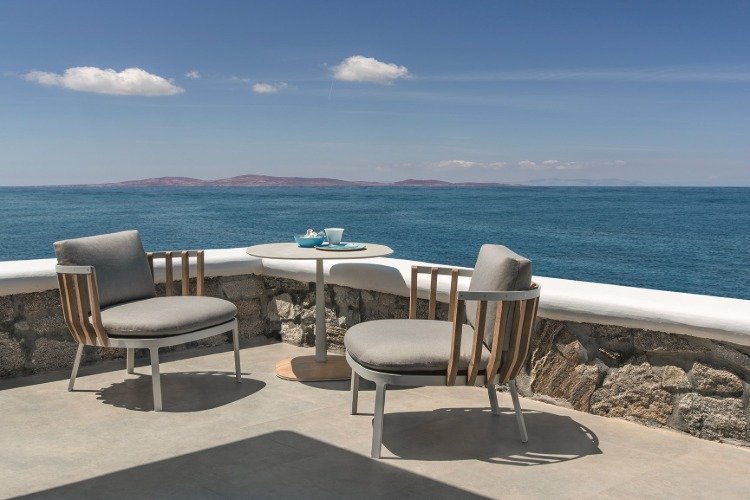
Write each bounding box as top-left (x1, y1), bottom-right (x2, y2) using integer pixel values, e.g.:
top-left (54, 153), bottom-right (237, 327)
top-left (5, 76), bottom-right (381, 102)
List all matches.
top-left (344, 319), bottom-right (490, 374)
top-left (99, 296), bottom-right (237, 338)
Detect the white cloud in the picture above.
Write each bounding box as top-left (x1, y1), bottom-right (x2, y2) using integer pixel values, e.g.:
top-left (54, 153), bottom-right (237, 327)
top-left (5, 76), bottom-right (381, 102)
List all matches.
top-left (185, 70), bottom-right (200, 79)
top-left (333, 55), bottom-right (410, 84)
top-left (487, 161), bottom-right (507, 169)
top-left (434, 160), bottom-right (482, 169)
top-left (231, 76), bottom-right (251, 84)
top-left (518, 160), bottom-right (539, 169)
top-left (553, 161), bottom-right (581, 170)
top-left (433, 160), bottom-right (507, 169)
top-left (252, 82), bottom-right (288, 94)
top-left (24, 67), bottom-right (183, 96)
top-left (521, 159), bottom-right (581, 170)
top-left (614, 160), bottom-right (627, 166)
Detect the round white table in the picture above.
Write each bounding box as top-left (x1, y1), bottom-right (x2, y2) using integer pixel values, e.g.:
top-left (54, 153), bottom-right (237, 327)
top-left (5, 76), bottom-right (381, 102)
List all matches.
top-left (246, 242), bottom-right (394, 381)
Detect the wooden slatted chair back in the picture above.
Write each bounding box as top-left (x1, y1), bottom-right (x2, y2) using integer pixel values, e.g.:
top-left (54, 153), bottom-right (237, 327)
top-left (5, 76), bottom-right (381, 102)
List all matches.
top-left (146, 250), bottom-right (206, 296)
top-left (408, 265), bottom-right (473, 321)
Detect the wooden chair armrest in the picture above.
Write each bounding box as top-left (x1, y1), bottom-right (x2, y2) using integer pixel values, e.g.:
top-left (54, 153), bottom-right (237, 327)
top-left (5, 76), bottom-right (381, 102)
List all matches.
top-left (411, 265), bottom-right (473, 277)
top-left (55, 264), bottom-right (94, 275)
top-left (147, 250), bottom-right (205, 296)
top-left (457, 285), bottom-right (540, 302)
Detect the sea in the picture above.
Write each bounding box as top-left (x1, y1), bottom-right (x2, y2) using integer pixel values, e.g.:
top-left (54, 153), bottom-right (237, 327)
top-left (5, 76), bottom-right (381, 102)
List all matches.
top-left (0, 186), bottom-right (747, 300)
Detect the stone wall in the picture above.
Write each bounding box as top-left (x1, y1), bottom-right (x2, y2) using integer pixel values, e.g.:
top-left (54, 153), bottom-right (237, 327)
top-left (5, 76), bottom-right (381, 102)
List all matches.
top-left (1, 275), bottom-right (747, 446)
top-left (516, 320), bottom-right (749, 446)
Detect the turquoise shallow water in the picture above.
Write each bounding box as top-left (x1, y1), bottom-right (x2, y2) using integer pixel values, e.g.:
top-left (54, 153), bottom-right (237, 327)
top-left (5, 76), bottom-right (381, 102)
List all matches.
top-left (0, 186), bottom-right (747, 299)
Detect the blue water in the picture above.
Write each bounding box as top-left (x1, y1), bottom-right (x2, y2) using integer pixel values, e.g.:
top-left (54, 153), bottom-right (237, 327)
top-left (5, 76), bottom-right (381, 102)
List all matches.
top-left (0, 187), bottom-right (747, 299)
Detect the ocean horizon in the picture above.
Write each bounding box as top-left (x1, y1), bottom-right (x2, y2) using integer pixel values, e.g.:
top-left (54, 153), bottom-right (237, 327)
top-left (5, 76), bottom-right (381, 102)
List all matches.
top-left (1, 185), bottom-right (747, 300)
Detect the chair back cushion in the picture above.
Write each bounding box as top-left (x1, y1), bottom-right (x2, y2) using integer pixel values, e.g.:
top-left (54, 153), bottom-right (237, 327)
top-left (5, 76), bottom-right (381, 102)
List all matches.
top-left (54, 230), bottom-right (155, 308)
top-left (466, 244), bottom-right (532, 348)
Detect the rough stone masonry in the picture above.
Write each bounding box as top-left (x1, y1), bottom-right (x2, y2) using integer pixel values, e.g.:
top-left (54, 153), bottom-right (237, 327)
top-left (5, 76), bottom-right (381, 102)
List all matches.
top-left (1, 274), bottom-right (747, 446)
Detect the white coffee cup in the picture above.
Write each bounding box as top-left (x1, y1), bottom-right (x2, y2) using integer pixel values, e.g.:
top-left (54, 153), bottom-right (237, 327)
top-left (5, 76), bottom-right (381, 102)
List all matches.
top-left (324, 228), bottom-right (344, 245)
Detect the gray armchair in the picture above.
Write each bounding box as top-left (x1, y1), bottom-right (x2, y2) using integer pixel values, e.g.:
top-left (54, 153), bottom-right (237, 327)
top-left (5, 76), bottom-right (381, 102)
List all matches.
top-left (345, 244), bottom-right (540, 458)
top-left (54, 230), bottom-right (241, 411)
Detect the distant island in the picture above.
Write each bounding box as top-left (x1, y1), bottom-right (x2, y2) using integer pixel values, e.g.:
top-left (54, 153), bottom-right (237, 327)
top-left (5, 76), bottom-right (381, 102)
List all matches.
top-left (94, 174), bottom-right (658, 188)
top-left (99, 174), bottom-right (514, 187)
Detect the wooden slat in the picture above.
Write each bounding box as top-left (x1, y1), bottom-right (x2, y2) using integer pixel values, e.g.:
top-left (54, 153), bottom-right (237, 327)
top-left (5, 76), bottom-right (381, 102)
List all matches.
top-left (64, 275), bottom-right (85, 343)
top-left (498, 300), bottom-right (527, 383)
top-left (181, 251), bottom-right (190, 296)
top-left (446, 299), bottom-right (465, 386)
top-left (507, 297), bottom-right (539, 382)
top-left (147, 252), bottom-right (154, 279)
top-left (484, 300), bottom-right (509, 385)
top-left (197, 250), bottom-right (205, 296)
top-left (428, 267), bottom-right (438, 320)
top-left (447, 268), bottom-right (459, 320)
top-left (57, 274), bottom-right (83, 344)
top-left (409, 266), bottom-right (418, 319)
top-left (466, 300), bottom-right (487, 385)
top-left (78, 274), bottom-right (101, 345)
top-left (72, 275), bottom-right (95, 344)
top-left (86, 271), bottom-right (109, 347)
top-left (164, 251), bottom-right (173, 296)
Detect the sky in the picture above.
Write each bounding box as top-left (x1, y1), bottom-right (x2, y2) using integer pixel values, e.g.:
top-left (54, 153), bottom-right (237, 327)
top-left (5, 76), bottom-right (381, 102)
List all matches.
top-left (1, 0), bottom-right (749, 186)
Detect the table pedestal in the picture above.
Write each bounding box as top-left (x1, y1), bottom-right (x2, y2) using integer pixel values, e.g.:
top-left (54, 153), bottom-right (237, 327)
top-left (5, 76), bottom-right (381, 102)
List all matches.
top-left (274, 259), bottom-right (351, 381)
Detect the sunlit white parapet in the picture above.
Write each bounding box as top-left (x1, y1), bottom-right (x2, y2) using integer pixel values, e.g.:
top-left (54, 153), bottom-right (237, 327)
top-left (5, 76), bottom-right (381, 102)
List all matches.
top-left (0, 247), bottom-right (747, 346)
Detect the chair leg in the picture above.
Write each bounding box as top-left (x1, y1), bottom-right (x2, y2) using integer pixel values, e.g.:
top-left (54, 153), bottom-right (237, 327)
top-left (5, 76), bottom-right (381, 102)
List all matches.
top-left (350, 371), bottom-right (360, 415)
top-left (487, 384), bottom-right (500, 415)
top-left (126, 348), bottom-right (135, 374)
top-left (68, 343), bottom-right (84, 392)
top-left (371, 382), bottom-right (387, 458)
top-left (509, 379), bottom-right (528, 443)
top-left (150, 347), bottom-right (163, 412)
top-left (232, 326), bottom-right (241, 383)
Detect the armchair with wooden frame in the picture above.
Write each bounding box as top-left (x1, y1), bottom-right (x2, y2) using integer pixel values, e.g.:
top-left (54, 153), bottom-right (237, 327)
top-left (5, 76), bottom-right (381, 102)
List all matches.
top-left (345, 244), bottom-right (540, 458)
top-left (54, 230), bottom-right (241, 411)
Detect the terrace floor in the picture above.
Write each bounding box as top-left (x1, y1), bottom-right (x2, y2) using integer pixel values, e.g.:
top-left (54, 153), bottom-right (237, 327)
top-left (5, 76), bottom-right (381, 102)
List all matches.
top-left (1, 339), bottom-right (748, 499)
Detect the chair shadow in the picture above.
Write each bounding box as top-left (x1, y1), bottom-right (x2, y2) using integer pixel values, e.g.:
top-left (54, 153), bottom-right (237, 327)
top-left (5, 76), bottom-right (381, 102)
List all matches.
top-left (381, 407), bottom-right (601, 465)
top-left (301, 378), bottom-right (413, 393)
top-left (0, 336), bottom-right (277, 392)
top-left (96, 371), bottom-right (266, 412)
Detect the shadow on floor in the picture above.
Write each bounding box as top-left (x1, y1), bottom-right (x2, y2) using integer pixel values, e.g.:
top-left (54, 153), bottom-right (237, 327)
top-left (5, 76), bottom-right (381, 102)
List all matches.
top-left (21, 431), bottom-right (482, 499)
top-left (301, 378), bottom-right (413, 393)
top-left (381, 407), bottom-right (601, 465)
top-left (95, 372), bottom-right (265, 412)
top-left (0, 336), bottom-right (277, 392)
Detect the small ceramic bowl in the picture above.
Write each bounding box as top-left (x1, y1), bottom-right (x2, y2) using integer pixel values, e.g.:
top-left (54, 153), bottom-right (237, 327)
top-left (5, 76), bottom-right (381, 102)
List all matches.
top-left (294, 235), bottom-right (326, 248)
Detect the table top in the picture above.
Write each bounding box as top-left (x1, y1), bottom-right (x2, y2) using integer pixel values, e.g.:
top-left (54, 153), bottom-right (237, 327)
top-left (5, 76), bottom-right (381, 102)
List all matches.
top-left (246, 242), bottom-right (393, 260)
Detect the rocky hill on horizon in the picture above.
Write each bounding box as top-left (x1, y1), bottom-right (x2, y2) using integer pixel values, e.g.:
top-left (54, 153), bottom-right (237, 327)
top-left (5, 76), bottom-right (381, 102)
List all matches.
top-left (99, 174), bottom-right (512, 188)
top-left (85, 173), bottom-right (662, 188)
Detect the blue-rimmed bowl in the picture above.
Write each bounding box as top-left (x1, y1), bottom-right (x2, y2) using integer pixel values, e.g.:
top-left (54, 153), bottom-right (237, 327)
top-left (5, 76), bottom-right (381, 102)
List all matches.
top-left (294, 235), bottom-right (326, 248)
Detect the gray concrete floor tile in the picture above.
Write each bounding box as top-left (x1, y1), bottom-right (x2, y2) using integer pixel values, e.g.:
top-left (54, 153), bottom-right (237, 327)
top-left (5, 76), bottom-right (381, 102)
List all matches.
top-left (1, 341), bottom-right (748, 499)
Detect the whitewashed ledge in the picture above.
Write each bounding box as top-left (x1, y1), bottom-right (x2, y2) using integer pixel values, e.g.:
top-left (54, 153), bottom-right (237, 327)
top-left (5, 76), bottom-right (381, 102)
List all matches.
top-left (0, 247), bottom-right (748, 347)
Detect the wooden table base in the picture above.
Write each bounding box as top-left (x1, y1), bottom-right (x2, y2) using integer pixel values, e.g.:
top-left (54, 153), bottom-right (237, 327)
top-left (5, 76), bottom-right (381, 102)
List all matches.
top-left (275, 355), bottom-right (352, 382)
